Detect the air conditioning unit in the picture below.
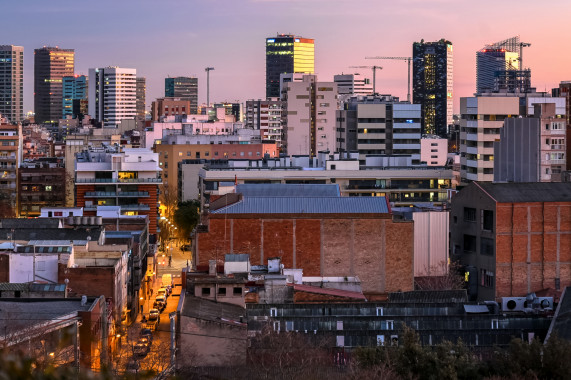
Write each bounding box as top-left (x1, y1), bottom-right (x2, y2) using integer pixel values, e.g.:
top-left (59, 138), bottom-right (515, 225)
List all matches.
top-left (502, 297), bottom-right (527, 312)
top-left (534, 297), bottom-right (554, 310)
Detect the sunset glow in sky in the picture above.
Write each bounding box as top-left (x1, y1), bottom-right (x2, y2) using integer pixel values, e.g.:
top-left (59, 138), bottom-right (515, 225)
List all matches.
top-left (4, 0), bottom-right (571, 114)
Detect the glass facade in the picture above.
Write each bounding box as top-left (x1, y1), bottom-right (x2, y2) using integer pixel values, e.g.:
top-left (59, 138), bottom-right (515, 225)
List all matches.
top-left (266, 35), bottom-right (314, 98)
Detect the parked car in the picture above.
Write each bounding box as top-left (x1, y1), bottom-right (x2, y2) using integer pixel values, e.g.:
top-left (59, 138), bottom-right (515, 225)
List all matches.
top-left (154, 295), bottom-right (166, 311)
top-left (140, 328), bottom-right (153, 342)
top-left (157, 287), bottom-right (168, 298)
top-left (133, 342), bottom-right (149, 357)
top-left (138, 336), bottom-right (151, 348)
top-left (148, 308), bottom-right (160, 322)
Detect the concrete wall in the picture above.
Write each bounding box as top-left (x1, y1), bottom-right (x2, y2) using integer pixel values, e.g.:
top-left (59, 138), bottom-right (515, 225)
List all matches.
top-left (196, 215), bottom-right (414, 295)
top-left (9, 253), bottom-right (60, 283)
top-left (413, 211), bottom-right (449, 276)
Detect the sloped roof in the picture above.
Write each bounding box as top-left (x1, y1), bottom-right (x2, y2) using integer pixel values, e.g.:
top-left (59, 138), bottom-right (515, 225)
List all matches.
top-left (0, 228), bottom-right (101, 242)
top-left (236, 184), bottom-right (340, 198)
top-left (212, 196), bottom-right (389, 215)
top-left (475, 182), bottom-right (571, 203)
top-left (181, 295), bottom-right (246, 326)
top-left (290, 283), bottom-right (367, 300)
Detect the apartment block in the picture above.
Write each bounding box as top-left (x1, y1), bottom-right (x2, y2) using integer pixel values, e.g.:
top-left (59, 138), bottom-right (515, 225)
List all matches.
top-left (18, 159), bottom-right (65, 217)
top-left (151, 97), bottom-right (191, 121)
top-left (74, 147), bottom-right (161, 234)
top-left (88, 67), bottom-right (137, 128)
top-left (494, 103), bottom-right (566, 182)
top-left (0, 45), bottom-right (24, 124)
top-left (459, 96), bottom-right (520, 182)
top-left (282, 75), bottom-right (338, 157)
top-left (420, 137), bottom-right (448, 166)
top-left (245, 99), bottom-right (283, 147)
top-left (0, 122), bottom-right (21, 214)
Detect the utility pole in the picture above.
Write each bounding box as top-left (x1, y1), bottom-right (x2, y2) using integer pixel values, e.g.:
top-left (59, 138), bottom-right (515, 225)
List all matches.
top-left (205, 67), bottom-right (215, 107)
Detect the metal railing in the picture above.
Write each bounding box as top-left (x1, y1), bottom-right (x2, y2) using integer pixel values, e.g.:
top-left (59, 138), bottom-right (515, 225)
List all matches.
top-left (84, 191), bottom-right (150, 197)
top-left (76, 178), bottom-right (161, 183)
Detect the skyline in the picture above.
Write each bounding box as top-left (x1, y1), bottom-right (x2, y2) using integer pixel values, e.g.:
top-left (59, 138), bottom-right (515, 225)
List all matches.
top-left (3, 0), bottom-right (571, 114)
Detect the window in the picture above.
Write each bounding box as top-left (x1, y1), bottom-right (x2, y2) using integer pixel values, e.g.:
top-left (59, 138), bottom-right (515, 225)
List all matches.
top-left (377, 335), bottom-right (385, 346)
top-left (480, 269), bottom-right (495, 287)
top-left (273, 321), bottom-right (280, 332)
top-left (376, 307), bottom-right (383, 316)
top-left (464, 207), bottom-right (476, 222)
top-left (482, 210), bottom-right (493, 231)
top-left (464, 234), bottom-right (477, 253)
top-left (285, 321), bottom-right (294, 331)
top-left (45, 186), bottom-right (52, 191)
top-left (381, 320), bottom-right (394, 330)
top-left (270, 308), bottom-right (277, 317)
top-left (491, 319), bottom-right (499, 329)
top-left (218, 287), bottom-right (227, 296)
top-left (201, 287), bottom-right (211, 296)
top-left (480, 237), bottom-right (494, 256)
top-left (336, 335), bottom-right (345, 347)
top-left (337, 321), bottom-right (343, 330)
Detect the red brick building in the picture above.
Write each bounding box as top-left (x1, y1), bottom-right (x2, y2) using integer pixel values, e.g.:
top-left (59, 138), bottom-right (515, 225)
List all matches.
top-left (194, 190), bottom-right (414, 296)
top-left (451, 182), bottom-right (571, 301)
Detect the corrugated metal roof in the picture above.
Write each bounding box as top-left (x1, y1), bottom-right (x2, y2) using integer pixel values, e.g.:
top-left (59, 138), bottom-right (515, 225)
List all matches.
top-left (388, 290), bottom-right (468, 303)
top-left (212, 197), bottom-right (389, 214)
top-left (236, 184), bottom-right (340, 197)
top-left (475, 182), bottom-right (571, 203)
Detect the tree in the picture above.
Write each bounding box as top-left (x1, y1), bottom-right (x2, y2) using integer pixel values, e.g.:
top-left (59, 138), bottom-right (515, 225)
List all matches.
top-left (159, 183), bottom-right (178, 222)
top-left (414, 260), bottom-right (466, 291)
top-left (173, 200), bottom-right (200, 243)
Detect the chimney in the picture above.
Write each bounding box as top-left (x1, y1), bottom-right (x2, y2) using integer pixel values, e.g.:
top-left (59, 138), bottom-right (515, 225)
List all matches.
top-left (209, 260), bottom-right (216, 276)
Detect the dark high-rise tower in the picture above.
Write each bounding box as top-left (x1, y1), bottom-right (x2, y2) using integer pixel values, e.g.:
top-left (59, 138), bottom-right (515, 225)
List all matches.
top-left (265, 34), bottom-right (314, 99)
top-left (0, 45), bottom-right (24, 123)
top-left (165, 77), bottom-right (198, 114)
top-left (34, 47), bottom-right (75, 124)
top-left (412, 39), bottom-right (453, 137)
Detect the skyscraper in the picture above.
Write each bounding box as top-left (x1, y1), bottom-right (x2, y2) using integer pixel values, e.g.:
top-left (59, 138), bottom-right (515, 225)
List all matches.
top-left (476, 36), bottom-right (530, 95)
top-left (412, 39), bottom-right (453, 137)
top-left (62, 75), bottom-right (87, 119)
top-left (88, 67), bottom-right (137, 128)
top-left (34, 47), bottom-right (75, 124)
top-left (266, 34), bottom-right (314, 99)
top-left (165, 77), bottom-right (198, 114)
top-left (136, 77), bottom-right (146, 125)
top-left (0, 45), bottom-right (24, 124)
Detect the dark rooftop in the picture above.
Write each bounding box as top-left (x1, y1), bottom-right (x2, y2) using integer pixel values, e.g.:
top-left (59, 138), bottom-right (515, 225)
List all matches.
top-left (0, 228), bottom-right (101, 242)
top-left (475, 182), bottom-right (571, 203)
top-left (0, 283), bottom-right (66, 292)
top-left (388, 290), bottom-right (468, 303)
top-left (0, 218), bottom-right (61, 229)
top-left (181, 295), bottom-right (245, 326)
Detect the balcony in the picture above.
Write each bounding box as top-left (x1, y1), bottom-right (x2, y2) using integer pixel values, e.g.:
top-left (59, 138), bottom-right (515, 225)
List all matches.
top-left (84, 204), bottom-right (151, 211)
top-left (84, 191), bottom-right (150, 197)
top-left (76, 178), bottom-right (162, 184)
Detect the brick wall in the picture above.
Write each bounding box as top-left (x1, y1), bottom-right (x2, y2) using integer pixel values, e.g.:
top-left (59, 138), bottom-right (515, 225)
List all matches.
top-left (495, 202), bottom-right (571, 298)
top-left (196, 214), bottom-right (414, 295)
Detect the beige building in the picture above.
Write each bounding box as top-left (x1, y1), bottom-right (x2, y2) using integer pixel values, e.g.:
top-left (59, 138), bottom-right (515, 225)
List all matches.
top-left (460, 96), bottom-right (520, 182)
top-left (421, 136), bottom-right (448, 166)
top-left (282, 75), bottom-right (338, 157)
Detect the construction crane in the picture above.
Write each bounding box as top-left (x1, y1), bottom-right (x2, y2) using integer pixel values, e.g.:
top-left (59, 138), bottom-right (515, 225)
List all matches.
top-left (205, 67), bottom-right (215, 106)
top-left (518, 41), bottom-right (531, 70)
top-left (348, 66), bottom-right (383, 95)
top-left (365, 56), bottom-right (412, 102)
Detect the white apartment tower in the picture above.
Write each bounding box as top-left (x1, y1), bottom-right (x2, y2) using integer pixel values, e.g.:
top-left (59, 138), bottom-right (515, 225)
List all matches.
top-left (334, 73), bottom-right (373, 96)
top-left (282, 75), bottom-right (338, 157)
top-left (459, 96), bottom-right (520, 182)
top-left (88, 67), bottom-right (137, 128)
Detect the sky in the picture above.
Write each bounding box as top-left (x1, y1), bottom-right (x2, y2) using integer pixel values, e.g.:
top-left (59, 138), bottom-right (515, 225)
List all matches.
top-left (3, 0), bottom-right (571, 114)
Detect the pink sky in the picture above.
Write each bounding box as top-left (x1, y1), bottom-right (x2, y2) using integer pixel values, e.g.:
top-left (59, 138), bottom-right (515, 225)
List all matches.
top-left (4, 0), bottom-right (571, 114)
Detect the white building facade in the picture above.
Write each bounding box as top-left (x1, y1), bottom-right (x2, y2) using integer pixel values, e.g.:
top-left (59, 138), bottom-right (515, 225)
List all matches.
top-left (88, 67), bottom-right (137, 128)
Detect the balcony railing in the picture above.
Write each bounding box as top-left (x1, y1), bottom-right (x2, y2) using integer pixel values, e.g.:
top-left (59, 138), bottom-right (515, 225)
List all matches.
top-left (84, 204), bottom-right (151, 211)
top-left (84, 191), bottom-right (150, 197)
top-left (76, 178), bottom-right (162, 184)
